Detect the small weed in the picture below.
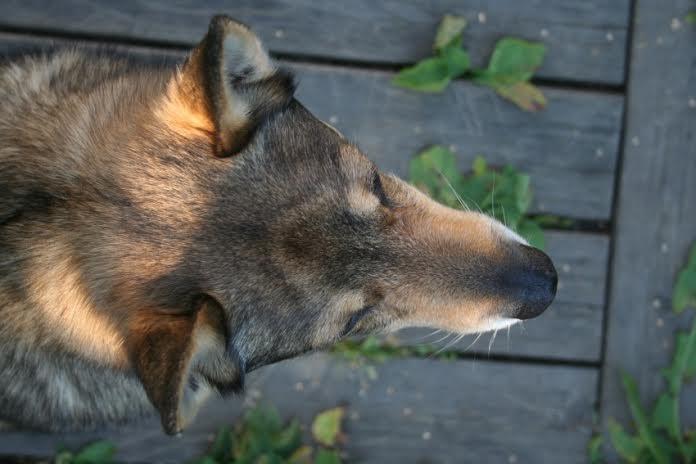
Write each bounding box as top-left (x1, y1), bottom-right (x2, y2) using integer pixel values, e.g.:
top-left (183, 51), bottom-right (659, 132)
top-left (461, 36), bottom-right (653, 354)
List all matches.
top-left (409, 145), bottom-right (545, 249)
top-left (594, 241), bottom-right (696, 463)
top-left (54, 404), bottom-right (347, 464)
top-left (54, 441), bottom-right (116, 464)
top-left (393, 15), bottom-right (547, 111)
top-left (332, 335), bottom-right (458, 365)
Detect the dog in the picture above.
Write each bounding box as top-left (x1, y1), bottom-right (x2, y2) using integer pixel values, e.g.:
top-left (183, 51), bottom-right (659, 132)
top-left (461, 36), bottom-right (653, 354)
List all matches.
top-left (0, 15), bottom-right (557, 435)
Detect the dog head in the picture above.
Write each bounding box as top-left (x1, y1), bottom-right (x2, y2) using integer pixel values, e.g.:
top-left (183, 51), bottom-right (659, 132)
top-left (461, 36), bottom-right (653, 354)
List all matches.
top-left (111, 16), bottom-right (557, 433)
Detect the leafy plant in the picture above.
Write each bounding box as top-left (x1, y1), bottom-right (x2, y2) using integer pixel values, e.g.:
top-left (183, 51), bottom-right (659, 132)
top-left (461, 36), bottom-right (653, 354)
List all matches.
top-left (409, 145), bottom-right (545, 249)
top-left (392, 14), bottom-right (470, 92)
top-left (332, 335), bottom-right (458, 365)
top-left (588, 435), bottom-right (604, 464)
top-left (673, 242), bottom-right (696, 313)
top-left (54, 441), bottom-right (116, 464)
top-left (55, 404), bottom-right (346, 464)
top-left (687, 11), bottom-right (696, 24)
top-left (311, 408), bottom-right (345, 447)
top-left (600, 241), bottom-right (696, 463)
top-left (393, 15), bottom-right (548, 111)
top-left (472, 38), bottom-right (546, 111)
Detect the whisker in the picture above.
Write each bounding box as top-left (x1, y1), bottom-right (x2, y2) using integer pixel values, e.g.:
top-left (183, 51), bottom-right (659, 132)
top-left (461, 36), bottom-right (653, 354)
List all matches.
top-left (414, 328), bottom-right (442, 342)
top-left (436, 167), bottom-right (485, 214)
top-left (435, 332), bottom-right (467, 356)
top-left (488, 328), bottom-right (499, 356)
top-left (506, 325), bottom-right (511, 351)
top-left (432, 331), bottom-right (453, 345)
top-left (462, 331), bottom-right (484, 352)
top-left (435, 168), bottom-right (469, 212)
top-left (427, 333), bottom-right (455, 359)
top-left (519, 320), bottom-right (526, 334)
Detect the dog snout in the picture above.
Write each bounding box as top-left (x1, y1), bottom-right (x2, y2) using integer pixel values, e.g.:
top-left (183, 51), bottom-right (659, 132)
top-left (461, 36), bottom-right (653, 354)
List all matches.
top-left (503, 245), bottom-right (557, 320)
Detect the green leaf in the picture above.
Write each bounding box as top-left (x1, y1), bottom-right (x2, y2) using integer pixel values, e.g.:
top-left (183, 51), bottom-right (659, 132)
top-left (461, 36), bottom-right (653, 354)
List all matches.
top-left (476, 38), bottom-right (546, 86)
top-left (72, 441), bottom-right (116, 464)
top-left (473, 38), bottom-right (547, 111)
top-left (608, 419), bottom-right (643, 462)
top-left (472, 156), bottom-right (487, 176)
top-left (392, 57), bottom-right (452, 92)
top-left (394, 14), bottom-right (470, 94)
top-left (272, 420), bottom-right (303, 456)
top-left (651, 393), bottom-right (679, 441)
top-left (314, 449), bottom-right (342, 464)
top-left (517, 219), bottom-right (545, 250)
top-left (288, 445), bottom-right (314, 464)
top-left (662, 320), bottom-right (696, 393)
top-left (440, 44), bottom-right (470, 79)
top-left (621, 373), bottom-right (671, 464)
top-left (687, 12), bottom-right (696, 24)
top-left (434, 14), bottom-right (467, 51)
top-left (311, 407), bottom-right (346, 447)
top-left (512, 170), bottom-right (532, 213)
top-left (409, 145), bottom-right (463, 208)
top-left (685, 438), bottom-right (696, 461)
top-left (587, 435), bottom-right (603, 464)
top-left (246, 404), bottom-right (283, 434)
top-left (255, 452), bottom-right (284, 464)
top-left (493, 81), bottom-right (547, 112)
top-left (188, 457), bottom-right (219, 464)
top-left (55, 451), bottom-right (75, 464)
top-left (207, 425), bottom-right (232, 462)
top-left (673, 242), bottom-right (696, 313)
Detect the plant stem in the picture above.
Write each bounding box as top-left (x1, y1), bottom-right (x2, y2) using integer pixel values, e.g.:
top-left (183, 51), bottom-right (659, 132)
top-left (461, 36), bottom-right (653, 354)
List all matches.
top-left (672, 319), bottom-right (696, 462)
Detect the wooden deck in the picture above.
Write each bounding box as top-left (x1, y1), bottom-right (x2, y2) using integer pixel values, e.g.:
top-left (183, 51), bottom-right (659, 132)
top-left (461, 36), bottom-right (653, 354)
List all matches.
top-left (0, 0), bottom-right (694, 462)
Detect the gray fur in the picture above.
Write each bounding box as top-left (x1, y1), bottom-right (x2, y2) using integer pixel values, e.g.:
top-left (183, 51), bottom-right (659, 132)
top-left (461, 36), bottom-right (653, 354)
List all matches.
top-left (0, 16), bottom-right (556, 433)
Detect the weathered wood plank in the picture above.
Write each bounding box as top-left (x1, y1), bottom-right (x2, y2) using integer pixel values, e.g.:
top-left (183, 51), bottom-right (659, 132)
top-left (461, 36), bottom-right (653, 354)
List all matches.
top-left (0, 33), bottom-right (624, 220)
top-left (397, 231), bottom-right (609, 361)
top-left (599, 0), bottom-right (696, 457)
top-left (0, 354), bottom-right (598, 463)
top-left (0, 0), bottom-right (630, 85)
top-left (292, 63), bottom-right (623, 220)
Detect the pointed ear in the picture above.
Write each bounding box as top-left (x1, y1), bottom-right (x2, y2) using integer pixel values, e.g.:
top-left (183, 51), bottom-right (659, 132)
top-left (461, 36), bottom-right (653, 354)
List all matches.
top-left (127, 295), bottom-right (243, 435)
top-left (166, 15), bottom-right (295, 156)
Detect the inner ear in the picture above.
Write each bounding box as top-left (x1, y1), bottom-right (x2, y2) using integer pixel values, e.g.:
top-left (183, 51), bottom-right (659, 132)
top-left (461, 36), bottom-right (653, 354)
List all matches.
top-left (169, 15), bottom-right (295, 156)
top-left (127, 295), bottom-right (243, 435)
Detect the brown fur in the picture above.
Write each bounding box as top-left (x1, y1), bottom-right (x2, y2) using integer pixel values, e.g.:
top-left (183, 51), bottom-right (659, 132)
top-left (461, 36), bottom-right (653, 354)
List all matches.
top-left (0, 16), bottom-right (557, 434)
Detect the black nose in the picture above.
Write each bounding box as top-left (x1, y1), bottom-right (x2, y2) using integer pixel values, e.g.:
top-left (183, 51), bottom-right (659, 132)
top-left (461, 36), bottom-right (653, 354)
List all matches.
top-left (505, 245), bottom-right (558, 320)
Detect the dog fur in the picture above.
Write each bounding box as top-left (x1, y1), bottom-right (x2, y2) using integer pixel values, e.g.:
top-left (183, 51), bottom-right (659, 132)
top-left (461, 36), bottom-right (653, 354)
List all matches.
top-left (0, 16), bottom-right (557, 434)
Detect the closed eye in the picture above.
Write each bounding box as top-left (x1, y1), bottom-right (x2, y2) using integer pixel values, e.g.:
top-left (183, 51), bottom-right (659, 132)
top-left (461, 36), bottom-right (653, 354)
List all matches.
top-left (371, 171), bottom-right (391, 207)
top-left (340, 305), bottom-right (375, 337)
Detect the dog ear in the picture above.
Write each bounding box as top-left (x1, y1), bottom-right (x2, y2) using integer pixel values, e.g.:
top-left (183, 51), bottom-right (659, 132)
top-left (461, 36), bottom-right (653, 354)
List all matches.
top-left (166, 14), bottom-right (295, 156)
top-left (127, 295), bottom-right (242, 435)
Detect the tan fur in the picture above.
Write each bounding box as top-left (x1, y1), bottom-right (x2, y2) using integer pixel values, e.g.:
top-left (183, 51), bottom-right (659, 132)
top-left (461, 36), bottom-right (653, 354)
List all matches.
top-left (154, 77), bottom-right (216, 140)
top-left (0, 15), bottom-right (555, 433)
top-left (27, 245), bottom-right (127, 366)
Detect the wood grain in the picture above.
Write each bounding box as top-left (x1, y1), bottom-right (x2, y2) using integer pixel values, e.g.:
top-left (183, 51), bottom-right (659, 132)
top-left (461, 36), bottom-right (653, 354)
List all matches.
top-left (0, 0), bottom-right (630, 84)
top-left (599, 0), bottom-right (696, 458)
top-left (0, 354), bottom-right (598, 463)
